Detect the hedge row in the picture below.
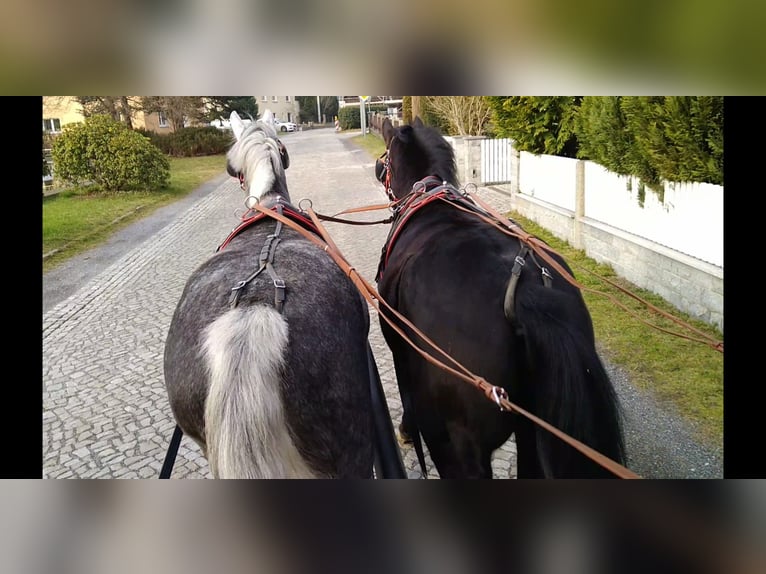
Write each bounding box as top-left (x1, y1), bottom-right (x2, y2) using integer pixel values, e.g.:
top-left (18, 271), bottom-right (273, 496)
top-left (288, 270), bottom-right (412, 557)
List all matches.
top-left (485, 96), bottom-right (723, 186)
top-left (136, 126), bottom-right (234, 157)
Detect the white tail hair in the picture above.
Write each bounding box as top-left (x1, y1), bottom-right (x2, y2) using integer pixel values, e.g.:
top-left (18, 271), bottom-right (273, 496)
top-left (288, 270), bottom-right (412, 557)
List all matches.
top-left (202, 306), bottom-right (319, 478)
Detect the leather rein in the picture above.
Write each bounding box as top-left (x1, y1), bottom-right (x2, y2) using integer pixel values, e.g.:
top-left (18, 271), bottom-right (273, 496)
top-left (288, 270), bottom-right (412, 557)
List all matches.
top-left (248, 200), bottom-right (641, 479)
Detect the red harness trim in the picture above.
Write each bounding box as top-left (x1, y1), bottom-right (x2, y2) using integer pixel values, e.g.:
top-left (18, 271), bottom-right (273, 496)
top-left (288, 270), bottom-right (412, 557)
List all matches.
top-left (377, 188), bottom-right (452, 280)
top-left (217, 204), bottom-right (320, 251)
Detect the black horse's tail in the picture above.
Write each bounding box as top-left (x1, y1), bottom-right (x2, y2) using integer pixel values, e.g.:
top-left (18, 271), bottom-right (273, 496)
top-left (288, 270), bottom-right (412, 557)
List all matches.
top-left (510, 283), bottom-right (626, 478)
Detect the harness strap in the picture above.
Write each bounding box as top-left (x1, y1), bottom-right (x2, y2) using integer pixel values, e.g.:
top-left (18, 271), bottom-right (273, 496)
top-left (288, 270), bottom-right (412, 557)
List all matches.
top-left (503, 243), bottom-right (555, 324)
top-left (504, 245), bottom-right (530, 323)
top-left (159, 424), bottom-right (183, 479)
top-left (228, 204), bottom-right (287, 312)
top-left (251, 203), bottom-right (640, 478)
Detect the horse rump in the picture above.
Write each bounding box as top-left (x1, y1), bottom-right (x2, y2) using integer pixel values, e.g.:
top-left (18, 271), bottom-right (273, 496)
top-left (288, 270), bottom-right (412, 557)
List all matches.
top-left (202, 305), bottom-right (320, 478)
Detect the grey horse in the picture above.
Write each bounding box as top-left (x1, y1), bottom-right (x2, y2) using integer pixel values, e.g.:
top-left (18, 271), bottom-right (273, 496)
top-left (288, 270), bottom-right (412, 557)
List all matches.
top-left (163, 110), bottom-right (374, 478)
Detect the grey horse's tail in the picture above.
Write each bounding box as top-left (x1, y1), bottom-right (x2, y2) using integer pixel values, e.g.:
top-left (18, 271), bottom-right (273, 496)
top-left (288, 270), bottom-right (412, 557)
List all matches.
top-left (202, 306), bottom-right (319, 478)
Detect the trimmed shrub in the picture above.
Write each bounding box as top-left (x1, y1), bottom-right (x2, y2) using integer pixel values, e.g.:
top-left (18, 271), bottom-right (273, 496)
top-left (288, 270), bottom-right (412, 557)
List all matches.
top-left (137, 126), bottom-right (233, 157)
top-left (338, 106), bottom-right (360, 130)
top-left (52, 114), bottom-right (170, 191)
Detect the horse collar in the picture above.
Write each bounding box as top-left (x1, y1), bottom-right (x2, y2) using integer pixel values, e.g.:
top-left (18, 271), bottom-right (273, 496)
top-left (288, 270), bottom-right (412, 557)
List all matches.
top-left (376, 178), bottom-right (462, 282)
top-left (217, 201), bottom-right (320, 252)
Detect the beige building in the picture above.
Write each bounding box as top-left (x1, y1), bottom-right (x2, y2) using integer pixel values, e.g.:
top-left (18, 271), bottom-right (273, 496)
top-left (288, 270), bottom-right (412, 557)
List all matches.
top-left (43, 96), bottom-right (301, 134)
top-left (42, 96), bottom-right (184, 134)
top-left (257, 96), bottom-right (300, 123)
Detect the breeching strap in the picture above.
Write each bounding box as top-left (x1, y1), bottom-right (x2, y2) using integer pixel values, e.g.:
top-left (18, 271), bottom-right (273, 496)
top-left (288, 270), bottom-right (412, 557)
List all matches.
top-left (250, 203), bottom-right (641, 479)
top-left (159, 424), bottom-right (183, 479)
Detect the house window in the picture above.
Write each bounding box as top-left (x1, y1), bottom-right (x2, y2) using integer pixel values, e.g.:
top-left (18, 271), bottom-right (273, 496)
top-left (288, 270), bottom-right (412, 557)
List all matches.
top-left (158, 111), bottom-right (169, 128)
top-left (43, 118), bottom-right (61, 133)
top-left (272, 96), bottom-right (278, 102)
top-left (262, 96), bottom-right (268, 101)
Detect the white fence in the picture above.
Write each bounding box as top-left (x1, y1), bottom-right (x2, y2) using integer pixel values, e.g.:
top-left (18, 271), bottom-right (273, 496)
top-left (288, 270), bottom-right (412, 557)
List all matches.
top-left (480, 138), bottom-right (512, 184)
top-left (446, 135), bottom-right (723, 330)
top-left (581, 162), bottom-right (723, 268)
top-left (513, 151), bottom-right (723, 267)
top-left (455, 137), bottom-right (723, 268)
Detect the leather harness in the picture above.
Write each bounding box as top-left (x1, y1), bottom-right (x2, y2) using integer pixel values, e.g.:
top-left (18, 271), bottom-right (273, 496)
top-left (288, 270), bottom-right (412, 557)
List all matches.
top-left (376, 176), bottom-right (555, 317)
top-left (218, 200), bottom-right (321, 312)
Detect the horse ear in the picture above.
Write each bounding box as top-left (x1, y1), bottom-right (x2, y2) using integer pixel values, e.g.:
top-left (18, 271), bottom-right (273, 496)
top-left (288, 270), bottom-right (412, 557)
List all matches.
top-left (260, 109), bottom-right (276, 128)
top-left (412, 116), bottom-right (424, 128)
top-left (230, 111), bottom-right (246, 141)
top-left (382, 118), bottom-right (395, 146)
top-left (278, 140), bottom-right (290, 170)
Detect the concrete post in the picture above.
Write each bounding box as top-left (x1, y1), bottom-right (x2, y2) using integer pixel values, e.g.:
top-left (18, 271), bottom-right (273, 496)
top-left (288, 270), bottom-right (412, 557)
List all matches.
top-left (574, 160), bottom-right (585, 249)
top-left (411, 96), bottom-right (422, 121)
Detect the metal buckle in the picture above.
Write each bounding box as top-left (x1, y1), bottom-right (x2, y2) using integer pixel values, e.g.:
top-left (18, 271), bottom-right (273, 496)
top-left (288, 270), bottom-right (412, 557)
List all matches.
top-left (491, 386), bottom-right (508, 411)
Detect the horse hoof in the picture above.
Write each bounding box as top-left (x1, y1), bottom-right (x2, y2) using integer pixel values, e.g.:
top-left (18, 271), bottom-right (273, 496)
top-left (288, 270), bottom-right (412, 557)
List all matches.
top-left (398, 429), bottom-right (413, 447)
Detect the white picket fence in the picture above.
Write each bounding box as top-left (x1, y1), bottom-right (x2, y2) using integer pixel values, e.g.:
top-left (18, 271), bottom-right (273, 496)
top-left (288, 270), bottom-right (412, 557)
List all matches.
top-left (480, 138), bottom-right (513, 184)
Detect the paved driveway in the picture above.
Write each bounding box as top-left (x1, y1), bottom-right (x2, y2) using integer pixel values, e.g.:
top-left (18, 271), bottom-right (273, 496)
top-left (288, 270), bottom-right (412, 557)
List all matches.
top-left (42, 128), bottom-right (721, 478)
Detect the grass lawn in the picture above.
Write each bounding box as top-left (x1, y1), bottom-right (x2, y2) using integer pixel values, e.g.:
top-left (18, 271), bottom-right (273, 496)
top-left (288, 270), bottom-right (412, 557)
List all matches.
top-left (43, 154), bottom-right (227, 273)
top-left (508, 214), bottom-right (723, 448)
top-left (351, 131), bottom-right (723, 448)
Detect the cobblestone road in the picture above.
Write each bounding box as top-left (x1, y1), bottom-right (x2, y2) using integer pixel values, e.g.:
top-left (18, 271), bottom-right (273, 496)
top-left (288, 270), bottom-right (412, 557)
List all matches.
top-left (42, 129), bottom-right (520, 479)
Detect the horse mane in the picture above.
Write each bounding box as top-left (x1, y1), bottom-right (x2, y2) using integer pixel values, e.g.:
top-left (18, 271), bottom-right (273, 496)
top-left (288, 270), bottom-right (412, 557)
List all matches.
top-left (392, 121), bottom-right (459, 189)
top-left (226, 119), bottom-right (289, 207)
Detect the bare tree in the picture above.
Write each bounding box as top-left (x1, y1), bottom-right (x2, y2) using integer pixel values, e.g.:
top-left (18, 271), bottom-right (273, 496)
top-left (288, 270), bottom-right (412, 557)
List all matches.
top-left (423, 96), bottom-right (492, 136)
top-left (140, 97), bottom-right (207, 131)
top-left (76, 97), bottom-right (136, 129)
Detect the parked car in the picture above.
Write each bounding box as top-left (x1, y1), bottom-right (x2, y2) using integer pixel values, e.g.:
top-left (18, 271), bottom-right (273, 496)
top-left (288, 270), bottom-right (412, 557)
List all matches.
top-left (275, 119), bottom-right (297, 132)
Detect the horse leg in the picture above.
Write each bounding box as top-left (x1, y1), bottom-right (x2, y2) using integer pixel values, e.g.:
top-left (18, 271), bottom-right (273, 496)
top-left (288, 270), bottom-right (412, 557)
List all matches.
top-left (514, 418), bottom-right (546, 478)
top-left (413, 417), bottom-right (491, 478)
top-left (398, 411), bottom-right (415, 446)
top-left (448, 423), bottom-right (495, 478)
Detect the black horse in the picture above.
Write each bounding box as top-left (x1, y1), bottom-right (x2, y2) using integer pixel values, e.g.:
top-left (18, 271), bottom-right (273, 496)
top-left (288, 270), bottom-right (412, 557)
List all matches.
top-left (374, 117), bottom-right (626, 478)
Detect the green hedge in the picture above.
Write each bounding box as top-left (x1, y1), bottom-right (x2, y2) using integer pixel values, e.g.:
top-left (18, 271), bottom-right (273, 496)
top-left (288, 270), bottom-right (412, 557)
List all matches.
top-left (338, 106), bottom-right (360, 129)
top-left (136, 126), bottom-right (234, 157)
top-left (486, 96), bottom-right (723, 186)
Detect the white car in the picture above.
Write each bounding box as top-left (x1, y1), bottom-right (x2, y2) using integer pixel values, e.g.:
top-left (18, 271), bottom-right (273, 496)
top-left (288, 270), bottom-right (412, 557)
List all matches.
top-left (275, 119), bottom-right (297, 132)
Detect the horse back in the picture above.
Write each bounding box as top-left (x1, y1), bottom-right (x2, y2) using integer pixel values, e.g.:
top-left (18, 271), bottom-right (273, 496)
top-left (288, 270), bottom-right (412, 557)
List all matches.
top-left (164, 225), bottom-right (374, 474)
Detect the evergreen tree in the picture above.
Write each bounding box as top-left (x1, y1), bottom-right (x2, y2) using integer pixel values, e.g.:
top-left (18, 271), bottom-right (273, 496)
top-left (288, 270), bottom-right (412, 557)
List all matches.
top-left (205, 97), bottom-right (259, 121)
top-left (486, 97), bottom-right (582, 157)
